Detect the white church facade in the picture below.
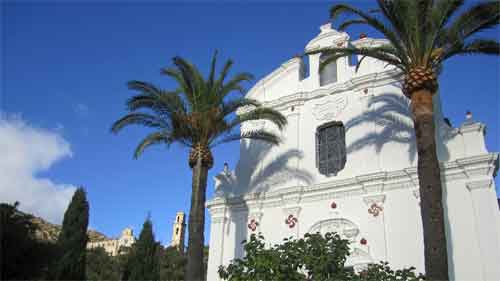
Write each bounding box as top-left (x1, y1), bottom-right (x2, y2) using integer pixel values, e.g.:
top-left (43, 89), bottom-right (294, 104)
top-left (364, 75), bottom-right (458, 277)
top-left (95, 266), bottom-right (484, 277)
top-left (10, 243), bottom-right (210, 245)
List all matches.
top-left (206, 23), bottom-right (500, 281)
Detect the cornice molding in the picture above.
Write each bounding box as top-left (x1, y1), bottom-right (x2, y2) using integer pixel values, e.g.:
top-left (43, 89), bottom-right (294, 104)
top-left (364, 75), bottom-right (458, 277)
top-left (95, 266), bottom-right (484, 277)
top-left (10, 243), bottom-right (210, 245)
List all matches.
top-left (459, 122), bottom-right (486, 135)
top-left (240, 68), bottom-right (403, 115)
top-left (206, 153), bottom-right (498, 214)
top-left (363, 194), bottom-right (386, 205)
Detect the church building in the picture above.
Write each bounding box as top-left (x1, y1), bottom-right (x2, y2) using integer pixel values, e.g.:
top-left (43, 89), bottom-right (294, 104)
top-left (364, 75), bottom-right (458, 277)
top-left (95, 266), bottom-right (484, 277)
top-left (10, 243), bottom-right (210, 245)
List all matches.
top-left (206, 23), bottom-right (500, 281)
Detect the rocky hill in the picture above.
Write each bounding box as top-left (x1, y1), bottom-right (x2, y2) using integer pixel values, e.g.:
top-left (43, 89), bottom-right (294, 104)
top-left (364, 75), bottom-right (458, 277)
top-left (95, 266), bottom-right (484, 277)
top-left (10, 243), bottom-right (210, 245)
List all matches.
top-left (17, 210), bottom-right (108, 243)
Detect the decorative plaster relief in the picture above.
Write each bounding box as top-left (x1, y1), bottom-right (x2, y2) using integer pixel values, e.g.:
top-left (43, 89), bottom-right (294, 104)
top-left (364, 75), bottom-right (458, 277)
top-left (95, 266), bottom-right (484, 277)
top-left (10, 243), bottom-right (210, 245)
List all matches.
top-left (330, 201), bottom-right (338, 209)
top-left (247, 219), bottom-right (259, 232)
top-left (308, 218), bottom-right (360, 242)
top-left (285, 214), bottom-right (298, 228)
top-left (363, 194), bottom-right (385, 217)
top-left (312, 95), bottom-right (348, 121)
top-left (466, 179), bottom-right (493, 191)
top-left (242, 120), bottom-right (266, 132)
top-left (362, 194), bottom-right (386, 205)
top-left (367, 203), bottom-right (383, 217)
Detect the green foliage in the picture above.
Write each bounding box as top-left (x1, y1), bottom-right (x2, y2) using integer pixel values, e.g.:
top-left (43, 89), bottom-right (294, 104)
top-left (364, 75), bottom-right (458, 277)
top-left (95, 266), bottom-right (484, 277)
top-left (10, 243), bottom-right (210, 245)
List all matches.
top-left (312, 1), bottom-right (499, 73)
top-left (111, 52), bottom-right (287, 158)
top-left (86, 247), bottom-right (122, 281)
top-left (0, 202), bottom-right (58, 280)
top-left (159, 246), bottom-right (188, 280)
top-left (52, 187), bottom-right (90, 280)
top-left (124, 217), bottom-right (160, 281)
top-left (218, 233), bottom-right (424, 281)
top-left (111, 53), bottom-right (287, 281)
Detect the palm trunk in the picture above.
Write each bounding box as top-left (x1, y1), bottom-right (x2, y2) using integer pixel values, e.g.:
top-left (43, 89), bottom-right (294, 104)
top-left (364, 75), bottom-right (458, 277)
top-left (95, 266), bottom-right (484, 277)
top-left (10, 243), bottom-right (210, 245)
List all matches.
top-left (186, 156), bottom-right (208, 281)
top-left (411, 89), bottom-right (449, 281)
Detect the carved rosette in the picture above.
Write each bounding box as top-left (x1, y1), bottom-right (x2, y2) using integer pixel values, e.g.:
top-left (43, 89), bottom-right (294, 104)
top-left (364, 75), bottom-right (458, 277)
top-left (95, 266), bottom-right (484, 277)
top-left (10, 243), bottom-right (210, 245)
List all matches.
top-left (363, 195), bottom-right (385, 218)
top-left (367, 203), bottom-right (383, 217)
top-left (246, 211), bottom-right (263, 233)
top-left (285, 214), bottom-right (298, 228)
top-left (247, 219), bottom-right (259, 232)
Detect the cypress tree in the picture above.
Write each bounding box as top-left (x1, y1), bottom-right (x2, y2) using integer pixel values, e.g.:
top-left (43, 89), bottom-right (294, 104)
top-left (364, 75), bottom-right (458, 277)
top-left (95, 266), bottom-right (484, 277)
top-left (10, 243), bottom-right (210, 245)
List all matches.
top-left (127, 217), bottom-right (160, 281)
top-left (53, 187), bottom-right (89, 280)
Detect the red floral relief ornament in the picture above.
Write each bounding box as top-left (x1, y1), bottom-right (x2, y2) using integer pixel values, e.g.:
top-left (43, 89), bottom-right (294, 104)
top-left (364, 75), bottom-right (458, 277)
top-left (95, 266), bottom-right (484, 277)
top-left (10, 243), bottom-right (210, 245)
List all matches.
top-left (285, 214), bottom-right (298, 228)
top-left (247, 219), bottom-right (259, 232)
top-left (368, 203), bottom-right (383, 217)
top-left (360, 238), bottom-right (367, 245)
top-left (330, 201), bottom-right (337, 209)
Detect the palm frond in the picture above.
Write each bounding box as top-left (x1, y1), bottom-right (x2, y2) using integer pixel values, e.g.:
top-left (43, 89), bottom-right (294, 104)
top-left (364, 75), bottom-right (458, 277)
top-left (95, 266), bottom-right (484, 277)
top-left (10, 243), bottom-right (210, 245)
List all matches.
top-left (338, 19), bottom-right (368, 31)
top-left (317, 46), bottom-right (405, 72)
top-left (218, 72), bottom-right (254, 99)
top-left (213, 129), bottom-right (282, 147)
top-left (331, 3), bottom-right (407, 59)
top-left (216, 59), bottom-right (234, 86)
top-left (172, 56), bottom-right (206, 109)
top-left (111, 113), bottom-right (169, 134)
top-left (208, 50), bottom-right (218, 89)
top-left (133, 131), bottom-right (172, 159)
top-left (126, 89), bottom-right (185, 114)
top-left (113, 53), bottom-right (287, 160)
top-left (442, 38), bottom-right (500, 60)
top-left (127, 80), bottom-right (162, 95)
top-left (233, 107), bottom-right (288, 130)
top-left (446, 1), bottom-right (500, 40)
top-left (220, 98), bottom-right (262, 118)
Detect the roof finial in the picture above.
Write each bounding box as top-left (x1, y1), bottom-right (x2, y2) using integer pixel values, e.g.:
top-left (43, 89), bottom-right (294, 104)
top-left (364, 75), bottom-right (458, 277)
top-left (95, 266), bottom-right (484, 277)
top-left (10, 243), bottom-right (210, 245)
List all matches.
top-left (320, 21), bottom-right (332, 33)
top-left (466, 110), bottom-right (472, 120)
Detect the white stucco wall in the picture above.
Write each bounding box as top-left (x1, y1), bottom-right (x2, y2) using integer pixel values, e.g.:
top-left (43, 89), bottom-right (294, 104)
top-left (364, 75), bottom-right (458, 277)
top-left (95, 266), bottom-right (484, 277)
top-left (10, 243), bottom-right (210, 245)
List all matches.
top-left (207, 23), bottom-right (500, 281)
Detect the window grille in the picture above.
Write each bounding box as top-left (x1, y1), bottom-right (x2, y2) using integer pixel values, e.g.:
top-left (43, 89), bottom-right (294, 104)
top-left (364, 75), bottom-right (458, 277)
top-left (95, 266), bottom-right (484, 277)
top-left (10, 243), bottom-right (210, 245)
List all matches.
top-left (316, 121), bottom-right (346, 176)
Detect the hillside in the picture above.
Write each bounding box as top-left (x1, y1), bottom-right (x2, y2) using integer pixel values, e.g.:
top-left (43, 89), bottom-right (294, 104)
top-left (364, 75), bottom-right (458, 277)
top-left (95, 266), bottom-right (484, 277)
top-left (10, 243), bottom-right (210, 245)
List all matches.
top-left (16, 210), bottom-right (108, 243)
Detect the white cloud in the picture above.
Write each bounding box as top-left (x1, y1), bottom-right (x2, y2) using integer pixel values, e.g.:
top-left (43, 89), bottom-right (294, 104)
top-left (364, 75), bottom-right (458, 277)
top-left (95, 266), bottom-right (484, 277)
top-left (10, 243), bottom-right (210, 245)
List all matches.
top-left (0, 113), bottom-right (76, 224)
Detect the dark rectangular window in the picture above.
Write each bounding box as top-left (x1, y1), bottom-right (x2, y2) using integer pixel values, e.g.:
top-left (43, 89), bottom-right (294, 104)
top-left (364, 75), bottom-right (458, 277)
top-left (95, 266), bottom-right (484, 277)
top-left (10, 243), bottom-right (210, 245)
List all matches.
top-left (316, 121), bottom-right (346, 176)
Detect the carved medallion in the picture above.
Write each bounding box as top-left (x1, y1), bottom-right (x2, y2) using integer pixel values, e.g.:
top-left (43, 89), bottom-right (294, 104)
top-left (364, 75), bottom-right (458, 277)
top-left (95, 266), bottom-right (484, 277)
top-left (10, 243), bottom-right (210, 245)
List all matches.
top-left (312, 95), bottom-right (348, 121)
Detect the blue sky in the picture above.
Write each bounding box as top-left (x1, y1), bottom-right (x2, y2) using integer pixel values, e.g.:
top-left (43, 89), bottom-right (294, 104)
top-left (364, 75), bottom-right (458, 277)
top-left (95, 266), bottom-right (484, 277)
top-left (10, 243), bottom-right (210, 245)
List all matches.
top-left (2, 2), bottom-right (499, 246)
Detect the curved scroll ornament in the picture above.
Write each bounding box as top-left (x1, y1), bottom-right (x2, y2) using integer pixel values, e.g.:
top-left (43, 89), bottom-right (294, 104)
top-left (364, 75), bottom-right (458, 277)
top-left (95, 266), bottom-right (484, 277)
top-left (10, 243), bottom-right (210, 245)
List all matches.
top-left (313, 95), bottom-right (348, 121)
top-left (308, 218), bottom-right (359, 241)
top-left (285, 215), bottom-right (298, 228)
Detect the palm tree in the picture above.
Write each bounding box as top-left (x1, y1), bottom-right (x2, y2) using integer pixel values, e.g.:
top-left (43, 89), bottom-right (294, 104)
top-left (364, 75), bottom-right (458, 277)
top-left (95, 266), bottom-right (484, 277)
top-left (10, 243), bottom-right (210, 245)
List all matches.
top-left (111, 52), bottom-right (286, 281)
top-left (310, 1), bottom-right (500, 280)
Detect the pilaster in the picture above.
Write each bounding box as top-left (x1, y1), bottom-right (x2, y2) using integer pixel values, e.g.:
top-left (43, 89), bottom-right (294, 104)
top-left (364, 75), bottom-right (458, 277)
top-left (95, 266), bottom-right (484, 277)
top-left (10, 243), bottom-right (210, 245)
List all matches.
top-left (363, 194), bottom-right (387, 260)
top-left (466, 179), bottom-right (500, 280)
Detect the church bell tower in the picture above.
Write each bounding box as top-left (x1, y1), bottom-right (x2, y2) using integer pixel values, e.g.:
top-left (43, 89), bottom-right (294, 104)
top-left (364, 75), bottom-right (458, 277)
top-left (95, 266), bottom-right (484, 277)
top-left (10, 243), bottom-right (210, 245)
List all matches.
top-left (170, 211), bottom-right (186, 252)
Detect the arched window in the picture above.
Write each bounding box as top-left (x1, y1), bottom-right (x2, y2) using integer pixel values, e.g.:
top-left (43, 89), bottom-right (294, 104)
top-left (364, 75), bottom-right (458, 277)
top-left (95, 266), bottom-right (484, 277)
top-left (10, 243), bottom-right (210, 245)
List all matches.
top-left (316, 121), bottom-right (346, 176)
top-left (319, 53), bottom-right (338, 86)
